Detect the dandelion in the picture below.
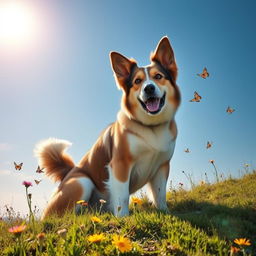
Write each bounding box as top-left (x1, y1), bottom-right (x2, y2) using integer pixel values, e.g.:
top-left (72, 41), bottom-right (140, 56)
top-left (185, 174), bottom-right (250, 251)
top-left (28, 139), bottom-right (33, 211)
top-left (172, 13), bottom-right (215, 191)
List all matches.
top-left (112, 235), bottom-right (132, 253)
top-left (234, 238), bottom-right (251, 246)
top-left (131, 197), bottom-right (143, 205)
top-left (230, 246), bottom-right (240, 254)
top-left (8, 224), bottom-right (26, 235)
top-left (57, 228), bottom-right (67, 238)
top-left (244, 163), bottom-right (250, 174)
top-left (199, 180), bottom-right (205, 186)
top-left (99, 199), bottom-right (106, 204)
top-left (91, 216), bottom-right (102, 223)
top-left (87, 233), bottom-right (105, 243)
top-left (98, 199), bottom-right (106, 214)
top-left (22, 181), bottom-right (32, 188)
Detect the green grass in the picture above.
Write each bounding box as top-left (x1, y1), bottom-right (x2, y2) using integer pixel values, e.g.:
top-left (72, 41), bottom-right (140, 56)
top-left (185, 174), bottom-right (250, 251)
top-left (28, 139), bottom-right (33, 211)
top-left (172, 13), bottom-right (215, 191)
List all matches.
top-left (1, 171), bottom-right (256, 255)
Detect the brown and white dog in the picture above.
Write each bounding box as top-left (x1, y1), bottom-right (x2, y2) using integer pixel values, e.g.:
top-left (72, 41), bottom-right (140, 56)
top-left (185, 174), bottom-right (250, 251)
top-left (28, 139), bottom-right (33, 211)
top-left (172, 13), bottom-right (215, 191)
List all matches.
top-left (35, 36), bottom-right (181, 219)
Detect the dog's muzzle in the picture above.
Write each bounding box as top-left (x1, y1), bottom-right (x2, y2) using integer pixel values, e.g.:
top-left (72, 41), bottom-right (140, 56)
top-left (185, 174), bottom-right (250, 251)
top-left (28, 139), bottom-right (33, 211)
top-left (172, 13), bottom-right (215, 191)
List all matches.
top-left (138, 88), bottom-right (166, 115)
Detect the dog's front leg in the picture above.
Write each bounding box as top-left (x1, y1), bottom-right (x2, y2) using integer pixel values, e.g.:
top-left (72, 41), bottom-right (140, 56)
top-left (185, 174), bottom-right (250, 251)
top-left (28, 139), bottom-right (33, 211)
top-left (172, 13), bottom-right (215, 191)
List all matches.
top-left (107, 164), bottom-right (132, 217)
top-left (148, 161), bottom-right (170, 211)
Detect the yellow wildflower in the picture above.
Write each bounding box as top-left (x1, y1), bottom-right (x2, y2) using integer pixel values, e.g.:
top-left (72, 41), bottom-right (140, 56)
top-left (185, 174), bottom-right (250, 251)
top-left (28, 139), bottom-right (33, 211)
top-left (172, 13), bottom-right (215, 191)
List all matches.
top-left (131, 197), bottom-right (143, 205)
top-left (91, 216), bottom-right (102, 223)
top-left (76, 200), bottom-right (88, 206)
top-left (87, 233), bottom-right (104, 243)
top-left (234, 238), bottom-right (251, 246)
top-left (112, 234), bottom-right (132, 253)
top-left (76, 200), bottom-right (85, 204)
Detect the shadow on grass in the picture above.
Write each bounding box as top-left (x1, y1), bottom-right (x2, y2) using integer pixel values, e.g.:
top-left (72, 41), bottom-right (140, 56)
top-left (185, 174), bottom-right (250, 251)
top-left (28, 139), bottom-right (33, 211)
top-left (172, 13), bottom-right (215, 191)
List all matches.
top-left (166, 200), bottom-right (256, 252)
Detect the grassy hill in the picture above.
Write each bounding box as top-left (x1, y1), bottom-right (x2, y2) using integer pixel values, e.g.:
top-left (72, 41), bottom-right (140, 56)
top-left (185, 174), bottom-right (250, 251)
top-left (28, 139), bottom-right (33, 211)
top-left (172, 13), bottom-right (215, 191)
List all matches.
top-left (0, 172), bottom-right (255, 255)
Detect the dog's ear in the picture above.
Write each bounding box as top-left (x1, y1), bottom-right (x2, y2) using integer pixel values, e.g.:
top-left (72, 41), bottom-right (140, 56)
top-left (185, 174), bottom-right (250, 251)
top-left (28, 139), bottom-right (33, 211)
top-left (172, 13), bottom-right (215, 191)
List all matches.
top-left (151, 36), bottom-right (178, 81)
top-left (110, 52), bottom-right (137, 91)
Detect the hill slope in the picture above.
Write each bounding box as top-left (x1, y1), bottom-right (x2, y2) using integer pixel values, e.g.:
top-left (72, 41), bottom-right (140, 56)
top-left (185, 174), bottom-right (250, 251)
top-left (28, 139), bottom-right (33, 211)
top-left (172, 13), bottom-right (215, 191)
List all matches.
top-left (1, 172), bottom-right (255, 255)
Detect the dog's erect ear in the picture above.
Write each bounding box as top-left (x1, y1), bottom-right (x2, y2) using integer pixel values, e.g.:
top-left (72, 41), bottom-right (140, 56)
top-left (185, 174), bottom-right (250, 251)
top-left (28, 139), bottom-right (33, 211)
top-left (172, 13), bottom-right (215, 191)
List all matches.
top-left (151, 36), bottom-right (178, 81)
top-left (110, 52), bottom-right (137, 90)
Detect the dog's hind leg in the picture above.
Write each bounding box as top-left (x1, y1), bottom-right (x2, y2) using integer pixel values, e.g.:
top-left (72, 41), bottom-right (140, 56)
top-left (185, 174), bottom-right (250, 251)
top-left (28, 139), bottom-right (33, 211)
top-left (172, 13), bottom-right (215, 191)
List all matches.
top-left (41, 176), bottom-right (95, 219)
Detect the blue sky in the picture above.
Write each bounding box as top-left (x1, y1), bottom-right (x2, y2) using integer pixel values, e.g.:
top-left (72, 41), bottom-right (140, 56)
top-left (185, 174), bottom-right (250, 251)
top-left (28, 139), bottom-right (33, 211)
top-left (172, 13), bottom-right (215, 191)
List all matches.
top-left (0, 0), bottom-right (255, 215)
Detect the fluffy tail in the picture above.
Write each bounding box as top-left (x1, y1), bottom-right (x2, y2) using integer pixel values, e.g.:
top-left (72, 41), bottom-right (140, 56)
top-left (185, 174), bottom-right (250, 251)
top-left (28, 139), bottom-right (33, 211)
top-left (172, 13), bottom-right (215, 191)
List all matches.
top-left (34, 138), bottom-right (75, 182)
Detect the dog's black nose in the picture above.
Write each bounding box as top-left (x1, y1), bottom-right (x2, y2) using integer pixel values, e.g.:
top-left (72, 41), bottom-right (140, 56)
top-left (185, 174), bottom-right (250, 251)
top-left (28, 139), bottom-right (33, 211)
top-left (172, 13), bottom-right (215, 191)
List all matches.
top-left (144, 84), bottom-right (155, 95)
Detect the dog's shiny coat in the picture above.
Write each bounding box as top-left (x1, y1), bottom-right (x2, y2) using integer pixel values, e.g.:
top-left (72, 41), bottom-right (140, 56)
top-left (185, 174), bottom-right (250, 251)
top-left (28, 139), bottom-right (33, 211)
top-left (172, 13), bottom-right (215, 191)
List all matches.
top-left (35, 37), bottom-right (181, 219)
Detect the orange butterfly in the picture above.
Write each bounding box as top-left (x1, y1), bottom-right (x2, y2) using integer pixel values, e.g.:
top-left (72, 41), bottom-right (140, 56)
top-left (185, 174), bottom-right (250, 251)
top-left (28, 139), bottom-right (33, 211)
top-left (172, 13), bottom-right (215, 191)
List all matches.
top-left (190, 91), bottom-right (202, 102)
top-left (206, 141), bottom-right (213, 149)
top-left (226, 106), bottom-right (235, 114)
top-left (36, 166), bottom-right (44, 173)
top-left (14, 162), bottom-right (23, 170)
top-left (184, 148), bottom-right (190, 153)
top-left (34, 179), bottom-right (42, 185)
top-left (197, 67), bottom-right (209, 79)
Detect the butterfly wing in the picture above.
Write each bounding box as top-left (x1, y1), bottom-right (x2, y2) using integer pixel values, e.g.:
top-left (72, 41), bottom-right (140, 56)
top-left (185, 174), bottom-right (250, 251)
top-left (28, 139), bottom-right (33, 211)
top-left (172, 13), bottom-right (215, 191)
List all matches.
top-left (36, 166), bottom-right (44, 173)
top-left (35, 179), bottom-right (41, 185)
top-left (226, 106), bottom-right (235, 114)
top-left (198, 67), bottom-right (209, 79)
top-left (203, 67), bottom-right (209, 77)
top-left (194, 92), bottom-right (202, 102)
top-left (207, 141), bottom-right (212, 149)
top-left (14, 162), bottom-right (22, 170)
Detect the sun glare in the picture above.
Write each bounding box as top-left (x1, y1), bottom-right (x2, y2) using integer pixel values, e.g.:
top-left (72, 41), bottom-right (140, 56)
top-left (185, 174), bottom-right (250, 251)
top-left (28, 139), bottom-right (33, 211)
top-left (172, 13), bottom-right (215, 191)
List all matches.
top-left (0, 1), bottom-right (37, 46)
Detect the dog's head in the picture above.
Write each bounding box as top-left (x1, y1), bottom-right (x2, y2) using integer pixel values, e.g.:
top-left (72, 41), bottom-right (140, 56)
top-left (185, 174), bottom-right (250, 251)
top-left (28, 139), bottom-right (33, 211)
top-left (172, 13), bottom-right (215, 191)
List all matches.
top-left (110, 37), bottom-right (180, 126)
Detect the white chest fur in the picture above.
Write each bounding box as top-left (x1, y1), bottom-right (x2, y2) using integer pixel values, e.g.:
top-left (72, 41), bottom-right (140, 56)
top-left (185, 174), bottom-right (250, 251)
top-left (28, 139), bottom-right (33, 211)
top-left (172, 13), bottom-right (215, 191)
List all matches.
top-left (128, 123), bottom-right (176, 193)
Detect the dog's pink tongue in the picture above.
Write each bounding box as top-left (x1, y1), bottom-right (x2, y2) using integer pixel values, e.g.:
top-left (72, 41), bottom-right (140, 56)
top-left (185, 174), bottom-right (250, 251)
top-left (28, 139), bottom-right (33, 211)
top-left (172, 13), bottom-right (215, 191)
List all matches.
top-left (146, 98), bottom-right (160, 112)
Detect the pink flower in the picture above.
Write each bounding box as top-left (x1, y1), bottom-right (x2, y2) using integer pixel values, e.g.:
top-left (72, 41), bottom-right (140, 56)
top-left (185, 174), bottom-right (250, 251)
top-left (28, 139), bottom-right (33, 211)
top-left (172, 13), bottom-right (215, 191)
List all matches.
top-left (8, 224), bottom-right (26, 235)
top-left (22, 181), bottom-right (32, 188)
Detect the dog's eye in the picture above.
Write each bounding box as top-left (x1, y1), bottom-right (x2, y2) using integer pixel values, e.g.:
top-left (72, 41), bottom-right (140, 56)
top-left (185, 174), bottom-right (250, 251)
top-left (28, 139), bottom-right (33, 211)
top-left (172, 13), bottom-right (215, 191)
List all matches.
top-left (134, 78), bottom-right (142, 84)
top-left (154, 74), bottom-right (163, 80)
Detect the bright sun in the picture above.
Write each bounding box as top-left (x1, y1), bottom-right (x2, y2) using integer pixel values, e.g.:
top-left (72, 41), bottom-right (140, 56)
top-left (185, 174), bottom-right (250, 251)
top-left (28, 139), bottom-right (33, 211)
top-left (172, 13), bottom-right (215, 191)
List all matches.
top-left (0, 1), bottom-right (36, 46)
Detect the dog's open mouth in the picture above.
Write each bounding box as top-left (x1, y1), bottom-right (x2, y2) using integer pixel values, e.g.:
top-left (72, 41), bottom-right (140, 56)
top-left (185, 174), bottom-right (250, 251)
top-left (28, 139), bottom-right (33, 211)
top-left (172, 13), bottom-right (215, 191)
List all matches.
top-left (138, 92), bottom-right (166, 114)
